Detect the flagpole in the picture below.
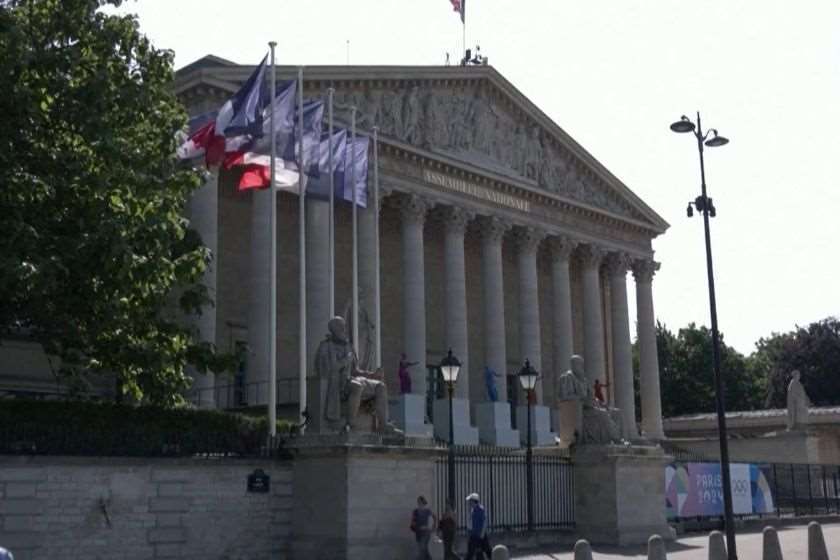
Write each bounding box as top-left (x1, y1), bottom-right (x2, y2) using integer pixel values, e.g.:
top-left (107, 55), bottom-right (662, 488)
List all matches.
top-left (328, 88), bottom-right (335, 317)
top-left (372, 126), bottom-right (381, 369)
top-left (350, 107), bottom-right (359, 358)
top-left (297, 67), bottom-right (308, 426)
top-left (267, 42), bottom-right (278, 439)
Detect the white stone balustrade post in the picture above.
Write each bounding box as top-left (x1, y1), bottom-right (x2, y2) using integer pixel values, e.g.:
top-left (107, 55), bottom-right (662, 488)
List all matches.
top-left (633, 258), bottom-right (664, 440)
top-left (605, 252), bottom-right (639, 440)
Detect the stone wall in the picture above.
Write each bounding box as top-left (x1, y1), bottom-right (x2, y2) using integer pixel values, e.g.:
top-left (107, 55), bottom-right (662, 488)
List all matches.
top-left (0, 456), bottom-right (292, 560)
top-left (668, 429), bottom-right (840, 465)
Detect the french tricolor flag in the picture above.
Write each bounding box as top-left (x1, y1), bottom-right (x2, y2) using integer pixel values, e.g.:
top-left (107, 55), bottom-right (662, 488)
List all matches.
top-left (450, 0), bottom-right (465, 23)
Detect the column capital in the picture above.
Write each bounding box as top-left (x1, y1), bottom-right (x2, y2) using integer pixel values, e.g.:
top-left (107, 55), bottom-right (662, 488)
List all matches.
top-left (396, 193), bottom-right (432, 226)
top-left (513, 226), bottom-right (546, 254)
top-left (547, 235), bottom-right (579, 262)
top-left (604, 252), bottom-right (632, 278)
top-left (632, 259), bottom-right (661, 283)
top-left (577, 243), bottom-right (605, 269)
top-left (437, 205), bottom-right (474, 236)
top-left (476, 216), bottom-right (512, 244)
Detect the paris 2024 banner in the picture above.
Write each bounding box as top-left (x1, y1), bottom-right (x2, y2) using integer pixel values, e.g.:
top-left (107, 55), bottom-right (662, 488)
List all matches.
top-left (665, 462), bottom-right (775, 518)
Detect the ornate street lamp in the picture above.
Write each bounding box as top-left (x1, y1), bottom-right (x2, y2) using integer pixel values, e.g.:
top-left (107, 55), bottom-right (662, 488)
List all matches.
top-left (517, 359), bottom-right (538, 532)
top-left (440, 348), bottom-right (461, 509)
top-left (670, 112), bottom-right (736, 560)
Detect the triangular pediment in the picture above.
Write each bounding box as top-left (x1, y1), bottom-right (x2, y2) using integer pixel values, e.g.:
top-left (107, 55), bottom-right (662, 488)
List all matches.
top-left (174, 59), bottom-right (668, 233)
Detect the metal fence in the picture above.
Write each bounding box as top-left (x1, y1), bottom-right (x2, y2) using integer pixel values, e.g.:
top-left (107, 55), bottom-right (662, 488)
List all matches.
top-left (768, 463), bottom-right (840, 517)
top-left (435, 446), bottom-right (574, 533)
top-left (668, 461), bottom-right (840, 522)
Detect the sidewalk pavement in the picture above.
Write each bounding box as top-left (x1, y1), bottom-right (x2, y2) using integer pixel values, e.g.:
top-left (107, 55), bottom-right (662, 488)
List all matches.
top-left (511, 521), bottom-right (840, 559)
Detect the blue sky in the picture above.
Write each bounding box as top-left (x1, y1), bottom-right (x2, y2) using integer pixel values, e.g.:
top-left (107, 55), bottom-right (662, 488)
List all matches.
top-left (117, 0), bottom-right (840, 353)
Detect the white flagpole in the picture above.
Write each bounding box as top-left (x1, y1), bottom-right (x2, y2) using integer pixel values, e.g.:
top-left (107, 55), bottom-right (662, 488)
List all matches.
top-left (297, 67), bottom-right (307, 426)
top-left (268, 42), bottom-right (277, 438)
top-left (350, 107), bottom-right (359, 358)
top-left (372, 126), bottom-right (381, 369)
top-left (328, 88), bottom-right (335, 317)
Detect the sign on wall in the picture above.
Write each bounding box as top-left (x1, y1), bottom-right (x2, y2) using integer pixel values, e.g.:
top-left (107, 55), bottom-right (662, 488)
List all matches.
top-left (665, 462), bottom-right (774, 518)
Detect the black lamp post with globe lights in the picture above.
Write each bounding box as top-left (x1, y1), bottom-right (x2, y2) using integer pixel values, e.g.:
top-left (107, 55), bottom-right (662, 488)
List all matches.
top-left (670, 112), bottom-right (737, 560)
top-left (517, 359), bottom-right (539, 532)
top-left (440, 349), bottom-right (461, 509)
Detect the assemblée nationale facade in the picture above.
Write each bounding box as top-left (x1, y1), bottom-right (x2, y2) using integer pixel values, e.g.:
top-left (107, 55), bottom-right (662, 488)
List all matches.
top-left (1, 55), bottom-right (670, 444)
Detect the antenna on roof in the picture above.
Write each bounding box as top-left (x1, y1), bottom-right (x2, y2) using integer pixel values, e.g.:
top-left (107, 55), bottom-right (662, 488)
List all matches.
top-left (346, 40), bottom-right (350, 65)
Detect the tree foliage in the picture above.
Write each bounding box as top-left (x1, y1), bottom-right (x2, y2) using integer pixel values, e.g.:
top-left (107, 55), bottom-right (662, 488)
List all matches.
top-left (0, 0), bottom-right (233, 405)
top-left (634, 322), bottom-right (765, 418)
top-left (755, 317), bottom-right (840, 408)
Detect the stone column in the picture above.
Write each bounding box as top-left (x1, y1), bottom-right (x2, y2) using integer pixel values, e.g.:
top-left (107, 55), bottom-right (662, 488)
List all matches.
top-left (605, 252), bottom-right (639, 440)
top-left (633, 259), bottom-right (664, 440)
top-left (358, 186), bottom-right (385, 369)
top-left (513, 227), bottom-right (546, 403)
top-left (478, 216), bottom-right (511, 401)
top-left (306, 199), bottom-right (331, 374)
top-left (548, 236), bottom-right (578, 390)
top-left (247, 188), bottom-right (273, 406)
top-left (399, 194), bottom-right (431, 395)
top-left (578, 244), bottom-right (607, 385)
top-left (187, 172), bottom-right (218, 408)
top-left (441, 206), bottom-right (473, 398)
top-left (475, 216), bottom-right (519, 447)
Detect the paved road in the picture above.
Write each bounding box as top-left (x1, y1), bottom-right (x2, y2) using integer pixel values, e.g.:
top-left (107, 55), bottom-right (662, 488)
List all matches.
top-left (512, 522), bottom-right (840, 559)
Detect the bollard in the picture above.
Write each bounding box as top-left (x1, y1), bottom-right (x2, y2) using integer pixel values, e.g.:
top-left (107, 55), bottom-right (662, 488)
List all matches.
top-left (708, 530), bottom-right (727, 560)
top-left (491, 544), bottom-right (510, 560)
top-left (573, 539), bottom-right (593, 560)
top-left (808, 521), bottom-right (829, 560)
top-left (647, 534), bottom-right (668, 560)
top-left (763, 526), bottom-right (784, 560)
top-left (429, 534), bottom-right (445, 560)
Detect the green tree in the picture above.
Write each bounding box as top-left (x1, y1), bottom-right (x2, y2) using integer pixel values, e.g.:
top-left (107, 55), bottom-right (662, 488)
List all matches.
top-left (754, 317), bottom-right (840, 408)
top-left (0, 0), bottom-right (233, 405)
top-left (634, 322), bottom-right (764, 417)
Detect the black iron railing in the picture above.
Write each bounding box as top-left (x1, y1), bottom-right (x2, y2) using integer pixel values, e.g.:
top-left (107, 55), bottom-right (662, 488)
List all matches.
top-left (435, 445), bottom-right (574, 533)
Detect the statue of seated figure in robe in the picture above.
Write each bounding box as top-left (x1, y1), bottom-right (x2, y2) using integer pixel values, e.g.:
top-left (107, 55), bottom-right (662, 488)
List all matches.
top-left (556, 355), bottom-right (623, 445)
top-left (314, 316), bottom-right (399, 434)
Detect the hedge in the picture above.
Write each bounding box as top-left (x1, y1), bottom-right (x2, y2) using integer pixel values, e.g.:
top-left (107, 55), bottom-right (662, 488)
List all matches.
top-left (0, 399), bottom-right (292, 457)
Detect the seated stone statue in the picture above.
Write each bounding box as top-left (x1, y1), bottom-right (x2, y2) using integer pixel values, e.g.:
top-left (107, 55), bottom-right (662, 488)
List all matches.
top-left (314, 316), bottom-right (398, 433)
top-left (558, 355), bottom-right (622, 445)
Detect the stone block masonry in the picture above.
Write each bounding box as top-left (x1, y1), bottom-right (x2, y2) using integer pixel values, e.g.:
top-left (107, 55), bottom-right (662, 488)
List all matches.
top-left (0, 456), bottom-right (292, 560)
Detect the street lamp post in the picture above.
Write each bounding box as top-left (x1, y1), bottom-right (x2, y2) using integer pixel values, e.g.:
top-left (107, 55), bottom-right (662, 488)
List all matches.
top-left (517, 359), bottom-right (538, 532)
top-left (670, 112), bottom-right (737, 560)
top-left (440, 349), bottom-right (461, 510)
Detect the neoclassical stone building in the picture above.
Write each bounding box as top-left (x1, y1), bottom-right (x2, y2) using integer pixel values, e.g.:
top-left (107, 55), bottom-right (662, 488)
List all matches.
top-left (180, 56), bottom-right (671, 443)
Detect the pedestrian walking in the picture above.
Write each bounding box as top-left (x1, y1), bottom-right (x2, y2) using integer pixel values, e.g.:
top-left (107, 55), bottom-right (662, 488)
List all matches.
top-left (438, 500), bottom-right (461, 559)
top-left (464, 493), bottom-right (492, 559)
top-left (410, 495), bottom-right (436, 560)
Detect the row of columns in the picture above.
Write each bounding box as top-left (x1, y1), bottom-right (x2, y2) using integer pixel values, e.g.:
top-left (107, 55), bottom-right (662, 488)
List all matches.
top-left (232, 186), bottom-right (663, 441)
top-left (391, 193), bottom-right (665, 440)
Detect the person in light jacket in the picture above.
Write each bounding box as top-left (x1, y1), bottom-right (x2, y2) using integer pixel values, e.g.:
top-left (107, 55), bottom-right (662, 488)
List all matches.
top-left (464, 493), bottom-right (491, 559)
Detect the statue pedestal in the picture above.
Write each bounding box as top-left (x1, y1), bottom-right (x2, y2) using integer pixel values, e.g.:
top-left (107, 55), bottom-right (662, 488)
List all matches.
top-left (516, 405), bottom-right (557, 446)
top-left (389, 393), bottom-right (433, 438)
top-left (574, 444), bottom-right (673, 545)
top-left (475, 402), bottom-right (520, 448)
top-left (291, 437), bottom-right (441, 560)
top-left (433, 398), bottom-right (479, 445)
top-left (555, 400), bottom-right (582, 446)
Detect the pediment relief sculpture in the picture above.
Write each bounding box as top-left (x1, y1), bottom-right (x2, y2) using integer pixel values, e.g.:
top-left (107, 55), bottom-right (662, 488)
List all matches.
top-left (331, 82), bottom-right (642, 220)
